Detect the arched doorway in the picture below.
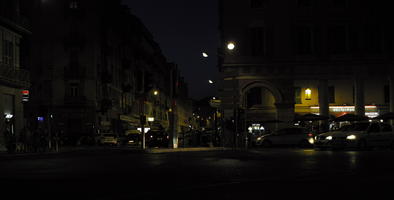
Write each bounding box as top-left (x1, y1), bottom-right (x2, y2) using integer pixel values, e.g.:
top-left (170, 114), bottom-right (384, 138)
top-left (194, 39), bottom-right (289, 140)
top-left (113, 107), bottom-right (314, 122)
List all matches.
top-left (240, 81), bottom-right (283, 144)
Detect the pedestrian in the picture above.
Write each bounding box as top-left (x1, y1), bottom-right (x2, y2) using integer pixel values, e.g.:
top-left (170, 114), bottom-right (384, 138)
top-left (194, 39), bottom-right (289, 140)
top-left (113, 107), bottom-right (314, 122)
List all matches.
top-left (4, 129), bottom-right (15, 153)
top-left (18, 128), bottom-right (27, 152)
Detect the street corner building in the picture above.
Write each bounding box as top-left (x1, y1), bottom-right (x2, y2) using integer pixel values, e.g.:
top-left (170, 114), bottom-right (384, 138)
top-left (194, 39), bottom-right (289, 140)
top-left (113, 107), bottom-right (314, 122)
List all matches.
top-left (0, 0), bottom-right (31, 151)
top-left (8, 0), bottom-right (193, 148)
top-left (218, 0), bottom-right (394, 147)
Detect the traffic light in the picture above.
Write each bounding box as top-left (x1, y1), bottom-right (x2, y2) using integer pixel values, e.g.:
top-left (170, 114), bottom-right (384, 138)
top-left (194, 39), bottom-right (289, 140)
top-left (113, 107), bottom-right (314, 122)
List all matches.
top-left (22, 90), bottom-right (29, 102)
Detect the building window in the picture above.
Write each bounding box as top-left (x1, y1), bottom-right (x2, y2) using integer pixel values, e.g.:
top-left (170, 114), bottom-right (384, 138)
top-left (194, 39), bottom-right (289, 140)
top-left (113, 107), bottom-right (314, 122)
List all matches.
top-left (251, 0), bottom-right (264, 8)
top-left (349, 26), bottom-right (361, 53)
top-left (331, 0), bottom-right (348, 8)
top-left (69, 0), bottom-right (78, 9)
top-left (295, 87), bottom-right (302, 104)
top-left (297, 0), bottom-right (311, 7)
top-left (328, 86), bottom-right (335, 103)
top-left (366, 24), bottom-right (383, 54)
top-left (328, 25), bottom-right (347, 54)
top-left (2, 40), bottom-right (14, 66)
top-left (305, 88), bottom-right (312, 100)
top-left (384, 85), bottom-right (390, 104)
top-left (295, 26), bottom-right (313, 55)
top-left (70, 84), bottom-right (79, 97)
top-left (250, 27), bottom-right (265, 56)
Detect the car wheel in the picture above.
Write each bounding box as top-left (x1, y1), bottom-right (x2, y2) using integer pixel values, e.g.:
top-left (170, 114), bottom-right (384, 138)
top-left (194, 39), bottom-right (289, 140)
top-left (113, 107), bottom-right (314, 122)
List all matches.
top-left (389, 141), bottom-right (394, 150)
top-left (262, 140), bottom-right (272, 148)
top-left (298, 140), bottom-right (311, 148)
top-left (357, 140), bottom-right (367, 150)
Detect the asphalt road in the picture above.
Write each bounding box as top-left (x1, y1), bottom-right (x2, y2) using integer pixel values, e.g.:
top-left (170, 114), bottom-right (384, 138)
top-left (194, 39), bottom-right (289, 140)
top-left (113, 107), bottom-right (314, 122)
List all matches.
top-left (1, 148), bottom-right (394, 199)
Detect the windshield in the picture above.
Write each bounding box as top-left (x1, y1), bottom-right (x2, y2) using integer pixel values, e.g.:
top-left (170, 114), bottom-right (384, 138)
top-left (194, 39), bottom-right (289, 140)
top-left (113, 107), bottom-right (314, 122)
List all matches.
top-left (338, 125), bottom-right (354, 131)
top-left (352, 123), bottom-right (370, 131)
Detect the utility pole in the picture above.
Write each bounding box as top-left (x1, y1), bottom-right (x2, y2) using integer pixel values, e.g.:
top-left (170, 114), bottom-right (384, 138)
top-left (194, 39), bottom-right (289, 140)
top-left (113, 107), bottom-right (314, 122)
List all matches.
top-left (169, 64), bottom-right (178, 148)
top-left (232, 76), bottom-right (238, 149)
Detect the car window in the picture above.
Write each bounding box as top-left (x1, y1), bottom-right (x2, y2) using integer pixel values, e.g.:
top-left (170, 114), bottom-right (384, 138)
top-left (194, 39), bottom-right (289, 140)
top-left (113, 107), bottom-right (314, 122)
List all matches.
top-left (368, 123), bottom-right (380, 133)
top-left (353, 123), bottom-right (370, 131)
top-left (338, 125), bottom-right (354, 131)
top-left (289, 128), bottom-right (304, 135)
top-left (381, 124), bottom-right (393, 132)
top-left (276, 129), bottom-right (288, 135)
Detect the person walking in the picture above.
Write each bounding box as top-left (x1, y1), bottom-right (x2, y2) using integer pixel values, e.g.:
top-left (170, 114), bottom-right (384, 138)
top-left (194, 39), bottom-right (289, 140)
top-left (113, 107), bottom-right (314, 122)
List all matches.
top-left (4, 129), bottom-right (15, 153)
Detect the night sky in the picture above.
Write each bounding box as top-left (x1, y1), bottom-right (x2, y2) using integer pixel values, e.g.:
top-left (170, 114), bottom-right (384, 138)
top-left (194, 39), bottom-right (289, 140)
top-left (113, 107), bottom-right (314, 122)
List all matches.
top-left (122, 0), bottom-right (219, 100)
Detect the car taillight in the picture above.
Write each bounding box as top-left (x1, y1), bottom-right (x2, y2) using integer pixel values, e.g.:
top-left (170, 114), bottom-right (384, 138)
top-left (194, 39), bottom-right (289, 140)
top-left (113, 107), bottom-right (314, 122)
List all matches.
top-left (308, 133), bottom-right (313, 137)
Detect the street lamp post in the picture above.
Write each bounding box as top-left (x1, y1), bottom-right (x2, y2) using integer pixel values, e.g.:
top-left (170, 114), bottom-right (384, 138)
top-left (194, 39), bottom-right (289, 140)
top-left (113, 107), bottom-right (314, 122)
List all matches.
top-left (202, 41), bottom-right (236, 148)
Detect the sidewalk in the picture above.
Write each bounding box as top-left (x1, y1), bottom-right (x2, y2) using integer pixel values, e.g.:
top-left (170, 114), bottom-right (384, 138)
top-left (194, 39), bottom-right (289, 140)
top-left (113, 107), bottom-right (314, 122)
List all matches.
top-left (145, 147), bottom-right (230, 153)
top-left (0, 146), bottom-right (231, 158)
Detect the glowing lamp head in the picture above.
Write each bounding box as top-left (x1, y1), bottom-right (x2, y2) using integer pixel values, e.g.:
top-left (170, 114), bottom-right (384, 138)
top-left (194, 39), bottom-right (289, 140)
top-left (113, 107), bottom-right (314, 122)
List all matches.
top-left (227, 42), bottom-right (235, 50)
top-left (202, 52), bottom-right (209, 58)
top-left (147, 117), bottom-right (155, 122)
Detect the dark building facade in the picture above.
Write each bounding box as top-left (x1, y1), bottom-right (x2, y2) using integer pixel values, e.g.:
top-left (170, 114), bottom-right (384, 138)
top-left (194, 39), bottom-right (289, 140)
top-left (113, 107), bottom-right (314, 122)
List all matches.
top-left (0, 0), bottom-right (31, 151)
top-left (28, 0), bottom-right (191, 147)
top-left (219, 0), bottom-right (394, 147)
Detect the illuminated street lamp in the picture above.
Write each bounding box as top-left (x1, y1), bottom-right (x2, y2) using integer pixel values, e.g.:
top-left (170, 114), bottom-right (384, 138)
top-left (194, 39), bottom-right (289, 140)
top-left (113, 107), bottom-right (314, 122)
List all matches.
top-left (202, 52), bottom-right (209, 58)
top-left (208, 80), bottom-right (214, 84)
top-left (147, 117), bottom-right (155, 122)
top-left (227, 42), bottom-right (235, 51)
top-left (153, 90), bottom-right (159, 96)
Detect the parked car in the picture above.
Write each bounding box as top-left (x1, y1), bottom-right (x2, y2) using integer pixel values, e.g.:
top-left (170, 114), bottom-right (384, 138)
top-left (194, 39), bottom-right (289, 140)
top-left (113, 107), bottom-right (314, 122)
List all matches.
top-left (146, 130), bottom-right (169, 148)
top-left (255, 127), bottom-right (315, 148)
top-left (98, 133), bottom-right (118, 146)
top-left (315, 122), bottom-right (394, 150)
top-left (314, 124), bottom-right (354, 149)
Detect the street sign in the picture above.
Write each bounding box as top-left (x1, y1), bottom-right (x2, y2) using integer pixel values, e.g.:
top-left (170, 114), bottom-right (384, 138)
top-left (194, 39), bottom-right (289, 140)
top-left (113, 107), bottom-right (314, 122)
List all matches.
top-left (209, 99), bottom-right (221, 108)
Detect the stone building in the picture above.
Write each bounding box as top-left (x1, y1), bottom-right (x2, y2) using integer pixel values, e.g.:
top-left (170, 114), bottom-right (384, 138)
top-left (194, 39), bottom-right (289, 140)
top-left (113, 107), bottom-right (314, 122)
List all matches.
top-left (0, 0), bottom-right (31, 151)
top-left (28, 0), bottom-right (192, 146)
top-left (219, 0), bottom-right (394, 146)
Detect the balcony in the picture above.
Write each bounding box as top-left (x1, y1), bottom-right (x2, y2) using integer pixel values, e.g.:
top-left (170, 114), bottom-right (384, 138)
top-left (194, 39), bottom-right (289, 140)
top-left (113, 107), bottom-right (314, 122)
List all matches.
top-left (0, 63), bottom-right (30, 88)
top-left (64, 65), bottom-right (86, 80)
top-left (0, 14), bottom-right (31, 34)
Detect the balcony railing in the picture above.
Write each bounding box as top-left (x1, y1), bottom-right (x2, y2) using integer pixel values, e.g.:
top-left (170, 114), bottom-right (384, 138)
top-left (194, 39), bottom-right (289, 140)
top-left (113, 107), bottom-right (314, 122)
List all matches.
top-left (0, 14), bottom-right (31, 33)
top-left (0, 63), bottom-right (30, 87)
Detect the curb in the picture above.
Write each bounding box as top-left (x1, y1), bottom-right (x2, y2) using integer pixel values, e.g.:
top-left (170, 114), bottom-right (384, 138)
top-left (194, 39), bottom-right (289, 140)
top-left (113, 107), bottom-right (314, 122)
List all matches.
top-left (0, 147), bottom-right (232, 158)
top-left (144, 147), bottom-right (231, 154)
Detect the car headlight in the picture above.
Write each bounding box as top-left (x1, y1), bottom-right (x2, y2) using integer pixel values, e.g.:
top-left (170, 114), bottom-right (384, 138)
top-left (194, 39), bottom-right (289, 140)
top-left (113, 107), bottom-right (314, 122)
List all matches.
top-left (346, 135), bottom-right (357, 140)
top-left (308, 138), bottom-right (314, 144)
top-left (326, 136), bottom-right (333, 140)
top-left (257, 137), bottom-right (262, 141)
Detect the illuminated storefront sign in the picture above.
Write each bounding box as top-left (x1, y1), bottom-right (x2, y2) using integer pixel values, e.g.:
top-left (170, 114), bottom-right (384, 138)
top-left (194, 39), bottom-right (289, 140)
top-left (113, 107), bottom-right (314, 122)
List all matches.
top-left (310, 106), bottom-right (379, 118)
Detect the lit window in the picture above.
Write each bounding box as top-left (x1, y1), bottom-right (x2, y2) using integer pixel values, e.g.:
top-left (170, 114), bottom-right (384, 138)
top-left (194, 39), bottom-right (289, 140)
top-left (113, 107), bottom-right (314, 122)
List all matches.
top-left (295, 87), bottom-right (302, 104)
top-left (305, 88), bottom-right (312, 100)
